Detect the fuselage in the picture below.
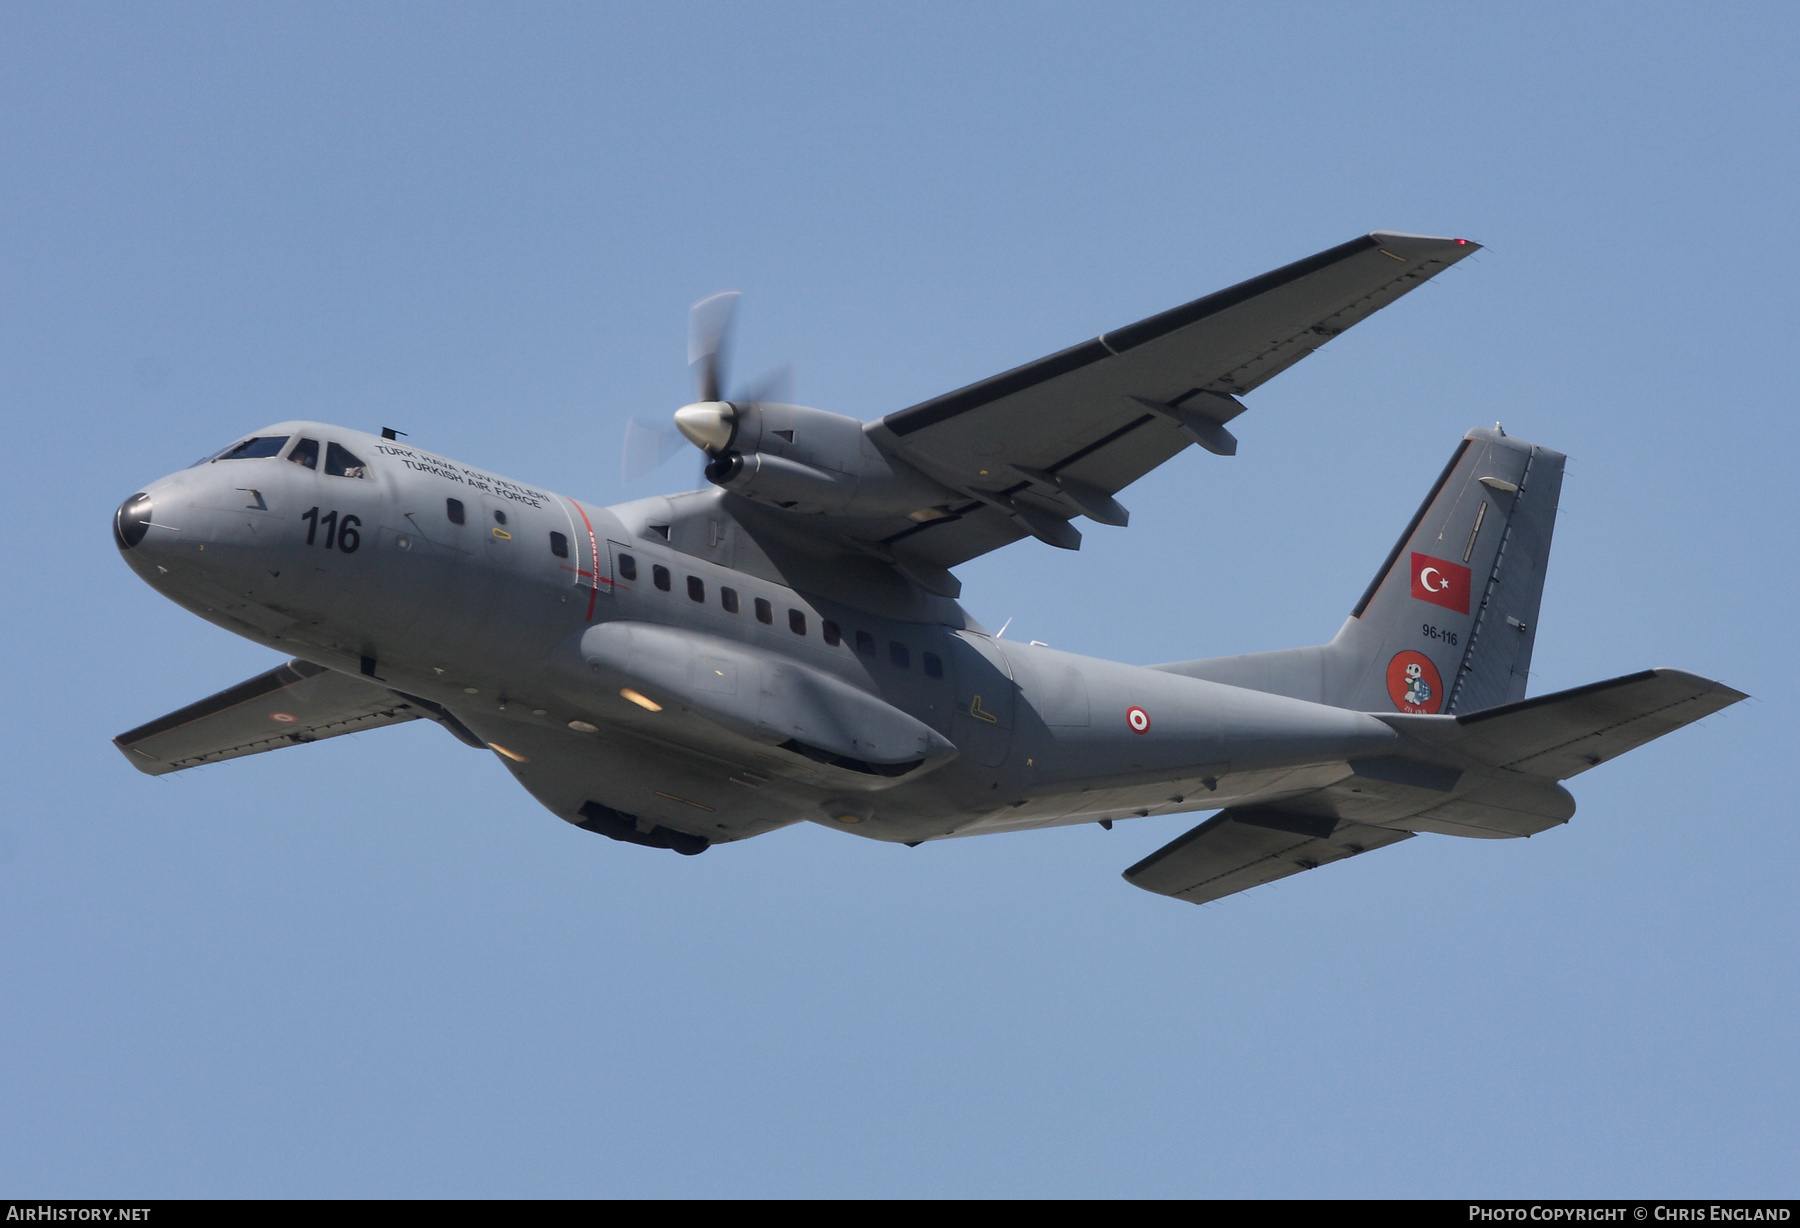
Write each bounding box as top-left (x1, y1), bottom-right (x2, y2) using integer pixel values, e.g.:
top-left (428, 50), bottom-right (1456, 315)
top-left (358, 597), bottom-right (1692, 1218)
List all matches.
top-left (115, 421), bottom-right (1402, 845)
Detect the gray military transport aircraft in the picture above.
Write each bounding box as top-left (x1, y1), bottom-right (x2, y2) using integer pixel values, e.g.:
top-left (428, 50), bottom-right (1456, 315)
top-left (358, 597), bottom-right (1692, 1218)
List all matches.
top-left (112, 231), bottom-right (1745, 906)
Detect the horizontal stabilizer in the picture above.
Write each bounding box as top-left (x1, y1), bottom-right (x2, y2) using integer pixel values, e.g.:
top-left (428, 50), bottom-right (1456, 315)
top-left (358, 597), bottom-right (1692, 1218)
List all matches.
top-left (1123, 807), bottom-right (1413, 906)
top-left (1385, 668), bottom-right (1747, 779)
top-left (113, 659), bottom-right (445, 776)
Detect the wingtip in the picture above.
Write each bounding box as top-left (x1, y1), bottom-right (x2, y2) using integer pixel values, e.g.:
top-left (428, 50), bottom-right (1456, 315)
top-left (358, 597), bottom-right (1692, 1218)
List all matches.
top-left (1648, 667), bottom-right (1750, 704)
top-left (1368, 231), bottom-right (1482, 256)
top-left (112, 736), bottom-right (172, 776)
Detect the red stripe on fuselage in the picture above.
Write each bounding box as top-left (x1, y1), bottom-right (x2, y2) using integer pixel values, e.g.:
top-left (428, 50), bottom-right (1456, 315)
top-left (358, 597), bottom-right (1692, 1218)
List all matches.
top-left (567, 497), bottom-right (602, 621)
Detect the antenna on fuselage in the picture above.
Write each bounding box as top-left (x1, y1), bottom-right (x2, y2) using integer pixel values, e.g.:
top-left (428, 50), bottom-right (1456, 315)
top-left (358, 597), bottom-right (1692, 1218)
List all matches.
top-left (381, 428), bottom-right (407, 441)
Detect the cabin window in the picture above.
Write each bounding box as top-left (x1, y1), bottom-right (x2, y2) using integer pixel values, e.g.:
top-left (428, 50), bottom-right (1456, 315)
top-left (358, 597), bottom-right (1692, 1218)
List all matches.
top-left (922, 652), bottom-right (944, 680)
top-left (324, 442), bottom-right (367, 478)
top-left (721, 587), bottom-right (740, 614)
top-left (788, 609), bottom-right (807, 636)
top-left (652, 564), bottom-right (671, 592)
top-left (493, 510), bottom-right (507, 525)
top-left (288, 439), bottom-right (320, 469)
top-left (549, 531), bottom-right (569, 558)
top-left (855, 630), bottom-right (876, 657)
top-left (617, 553), bottom-right (637, 581)
top-left (687, 576), bottom-right (705, 602)
top-left (445, 498), bottom-right (465, 525)
top-left (754, 598), bottom-right (773, 625)
top-left (822, 620), bottom-right (842, 647)
top-left (889, 642), bottom-right (910, 670)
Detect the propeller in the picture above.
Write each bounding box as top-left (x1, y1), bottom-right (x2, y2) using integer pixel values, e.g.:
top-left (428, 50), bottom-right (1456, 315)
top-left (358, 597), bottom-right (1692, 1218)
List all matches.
top-left (619, 291), bottom-right (792, 484)
top-left (620, 415), bottom-right (687, 484)
top-left (674, 290), bottom-right (742, 455)
top-left (687, 290), bottom-right (738, 405)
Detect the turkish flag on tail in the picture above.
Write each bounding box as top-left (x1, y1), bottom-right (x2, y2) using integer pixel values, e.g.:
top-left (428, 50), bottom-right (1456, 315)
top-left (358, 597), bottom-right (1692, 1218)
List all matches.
top-left (1410, 552), bottom-right (1472, 614)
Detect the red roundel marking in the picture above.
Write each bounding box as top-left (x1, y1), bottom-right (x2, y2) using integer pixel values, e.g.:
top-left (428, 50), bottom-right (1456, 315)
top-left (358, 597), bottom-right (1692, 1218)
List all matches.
top-left (1385, 651), bottom-right (1444, 715)
top-left (270, 712), bottom-right (298, 723)
top-left (1126, 705), bottom-right (1150, 734)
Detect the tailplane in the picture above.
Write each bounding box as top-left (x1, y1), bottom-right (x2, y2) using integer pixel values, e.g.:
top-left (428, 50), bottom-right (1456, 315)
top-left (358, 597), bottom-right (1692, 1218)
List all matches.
top-left (1124, 667), bottom-right (1745, 906)
top-left (1135, 431), bottom-right (1751, 908)
top-left (1159, 426), bottom-right (1565, 715)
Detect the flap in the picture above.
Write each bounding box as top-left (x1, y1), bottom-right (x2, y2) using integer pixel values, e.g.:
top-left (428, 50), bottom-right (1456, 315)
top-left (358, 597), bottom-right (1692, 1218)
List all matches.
top-left (114, 659), bottom-right (427, 776)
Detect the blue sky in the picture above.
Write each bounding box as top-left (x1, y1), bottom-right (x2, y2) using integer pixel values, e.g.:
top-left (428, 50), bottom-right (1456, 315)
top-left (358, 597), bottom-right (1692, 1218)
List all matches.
top-left (2, 2), bottom-right (1794, 1196)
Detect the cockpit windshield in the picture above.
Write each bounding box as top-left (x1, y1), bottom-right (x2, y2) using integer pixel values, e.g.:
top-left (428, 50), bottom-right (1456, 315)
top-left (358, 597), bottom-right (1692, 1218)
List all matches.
top-left (288, 438), bottom-right (319, 470)
top-left (325, 443), bottom-right (368, 478)
top-left (201, 436), bottom-right (290, 464)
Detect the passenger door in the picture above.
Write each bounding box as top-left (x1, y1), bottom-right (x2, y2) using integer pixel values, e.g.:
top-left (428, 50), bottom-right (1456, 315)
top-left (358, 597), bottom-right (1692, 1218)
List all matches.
top-left (551, 501), bottom-right (608, 609)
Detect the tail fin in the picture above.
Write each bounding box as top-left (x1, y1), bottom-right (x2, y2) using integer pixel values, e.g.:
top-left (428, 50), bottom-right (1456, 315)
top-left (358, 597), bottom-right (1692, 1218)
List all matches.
top-left (1334, 425), bottom-right (1566, 712)
top-left (1160, 426), bottom-right (1565, 714)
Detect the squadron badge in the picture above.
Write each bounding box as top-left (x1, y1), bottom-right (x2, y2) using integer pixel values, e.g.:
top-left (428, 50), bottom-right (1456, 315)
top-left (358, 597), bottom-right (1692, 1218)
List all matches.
top-left (1385, 650), bottom-right (1445, 714)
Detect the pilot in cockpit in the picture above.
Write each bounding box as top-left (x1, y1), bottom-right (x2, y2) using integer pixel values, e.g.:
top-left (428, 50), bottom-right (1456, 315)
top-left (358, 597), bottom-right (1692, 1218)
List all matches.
top-left (288, 438), bottom-right (319, 470)
top-left (325, 442), bottom-right (366, 478)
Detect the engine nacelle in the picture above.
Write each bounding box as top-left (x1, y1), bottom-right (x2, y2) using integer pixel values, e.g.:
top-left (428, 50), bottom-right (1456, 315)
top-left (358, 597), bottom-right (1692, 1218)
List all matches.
top-left (703, 403), bottom-right (954, 517)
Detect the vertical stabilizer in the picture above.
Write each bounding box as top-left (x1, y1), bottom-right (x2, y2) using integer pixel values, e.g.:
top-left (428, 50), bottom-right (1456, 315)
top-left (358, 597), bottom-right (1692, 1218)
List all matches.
top-left (1334, 426), bottom-right (1565, 713)
top-left (1159, 427), bottom-right (1565, 715)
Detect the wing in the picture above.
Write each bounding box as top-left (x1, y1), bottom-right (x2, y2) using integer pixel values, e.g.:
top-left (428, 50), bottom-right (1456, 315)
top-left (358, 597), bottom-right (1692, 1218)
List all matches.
top-left (866, 231), bottom-right (1479, 570)
top-left (112, 659), bottom-right (479, 776)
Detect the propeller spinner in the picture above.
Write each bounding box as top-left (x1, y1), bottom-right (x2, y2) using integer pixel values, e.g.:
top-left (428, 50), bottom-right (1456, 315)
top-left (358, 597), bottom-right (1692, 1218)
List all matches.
top-left (672, 401), bottom-right (734, 453)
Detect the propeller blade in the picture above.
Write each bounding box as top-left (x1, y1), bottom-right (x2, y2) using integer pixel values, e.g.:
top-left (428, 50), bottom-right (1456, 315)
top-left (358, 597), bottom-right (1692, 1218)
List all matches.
top-left (735, 362), bottom-right (793, 406)
top-left (687, 291), bottom-right (740, 405)
top-left (621, 415), bottom-right (686, 484)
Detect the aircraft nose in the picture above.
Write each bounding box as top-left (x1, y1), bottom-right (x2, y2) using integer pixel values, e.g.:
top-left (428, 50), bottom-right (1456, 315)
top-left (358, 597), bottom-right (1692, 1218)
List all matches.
top-left (113, 492), bottom-right (153, 550)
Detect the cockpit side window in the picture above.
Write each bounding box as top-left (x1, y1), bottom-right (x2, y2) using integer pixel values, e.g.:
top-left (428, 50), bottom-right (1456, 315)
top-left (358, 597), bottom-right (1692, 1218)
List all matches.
top-left (288, 438), bottom-right (319, 470)
top-left (325, 443), bottom-right (368, 478)
top-left (216, 436), bottom-right (290, 461)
